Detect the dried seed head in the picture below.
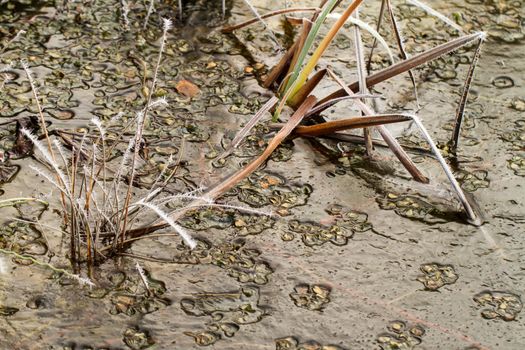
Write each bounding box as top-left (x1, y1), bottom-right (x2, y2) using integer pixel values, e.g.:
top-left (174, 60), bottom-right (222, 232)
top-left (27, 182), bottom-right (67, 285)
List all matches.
top-left (162, 18), bottom-right (173, 32)
top-left (90, 117), bottom-right (106, 137)
top-left (72, 275), bottom-right (96, 288)
top-left (148, 96), bottom-right (168, 109)
top-left (478, 31), bottom-right (487, 41)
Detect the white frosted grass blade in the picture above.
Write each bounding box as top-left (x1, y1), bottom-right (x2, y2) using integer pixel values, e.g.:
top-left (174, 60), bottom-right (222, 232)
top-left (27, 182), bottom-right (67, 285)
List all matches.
top-left (90, 117), bottom-right (106, 138)
top-left (328, 13), bottom-right (395, 64)
top-left (22, 129), bottom-right (71, 195)
top-left (170, 202), bottom-right (274, 217)
top-left (29, 165), bottom-right (67, 194)
top-left (135, 262), bottom-right (150, 290)
top-left (219, 96), bottom-right (278, 159)
top-left (242, 0), bottom-right (282, 50)
top-left (137, 200), bottom-right (197, 249)
top-left (406, 0), bottom-right (463, 32)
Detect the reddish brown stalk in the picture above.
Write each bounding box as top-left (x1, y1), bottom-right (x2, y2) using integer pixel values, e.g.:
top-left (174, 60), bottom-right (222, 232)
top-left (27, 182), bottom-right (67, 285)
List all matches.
top-left (123, 96), bottom-right (318, 240)
top-left (266, 125), bottom-right (434, 155)
top-left (316, 32), bottom-right (484, 112)
top-left (305, 95), bottom-right (380, 118)
top-left (291, 114), bottom-right (411, 136)
top-left (221, 7), bottom-right (318, 33)
top-left (208, 96), bottom-right (317, 198)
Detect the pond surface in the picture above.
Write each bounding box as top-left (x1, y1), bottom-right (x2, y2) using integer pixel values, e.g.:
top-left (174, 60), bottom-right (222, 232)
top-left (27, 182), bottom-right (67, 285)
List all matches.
top-left (0, 0), bottom-right (524, 349)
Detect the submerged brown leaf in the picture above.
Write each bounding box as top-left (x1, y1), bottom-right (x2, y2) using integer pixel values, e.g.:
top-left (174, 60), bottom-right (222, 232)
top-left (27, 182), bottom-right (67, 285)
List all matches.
top-left (176, 80), bottom-right (200, 98)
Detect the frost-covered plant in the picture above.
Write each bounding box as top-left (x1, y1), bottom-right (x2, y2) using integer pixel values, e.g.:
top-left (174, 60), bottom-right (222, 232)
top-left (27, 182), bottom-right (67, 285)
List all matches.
top-left (14, 17), bottom-right (272, 278)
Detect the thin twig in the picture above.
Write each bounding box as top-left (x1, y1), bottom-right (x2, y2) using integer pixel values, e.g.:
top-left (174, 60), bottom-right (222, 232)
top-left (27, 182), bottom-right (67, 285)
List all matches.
top-left (143, 0), bottom-right (155, 29)
top-left (450, 36), bottom-right (484, 151)
top-left (385, 0), bottom-right (420, 108)
top-left (366, 0), bottom-right (387, 73)
top-left (222, 7), bottom-right (318, 32)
